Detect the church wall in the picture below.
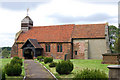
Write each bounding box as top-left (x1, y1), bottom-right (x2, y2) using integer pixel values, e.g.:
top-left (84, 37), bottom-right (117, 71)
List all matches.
top-left (18, 43), bottom-right (24, 58)
top-left (16, 39), bottom-right (106, 60)
top-left (11, 42), bottom-right (18, 57)
top-left (16, 42), bottom-right (71, 59)
top-left (39, 43), bottom-right (72, 59)
top-left (73, 39), bottom-right (107, 59)
top-left (88, 39), bottom-right (107, 59)
top-left (73, 41), bottom-right (85, 59)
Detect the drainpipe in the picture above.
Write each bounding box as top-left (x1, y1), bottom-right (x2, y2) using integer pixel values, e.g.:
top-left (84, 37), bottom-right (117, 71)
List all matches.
top-left (71, 39), bottom-right (73, 59)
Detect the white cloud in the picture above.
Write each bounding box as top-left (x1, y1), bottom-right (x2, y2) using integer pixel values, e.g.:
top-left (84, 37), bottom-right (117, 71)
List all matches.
top-left (0, 0), bottom-right (118, 47)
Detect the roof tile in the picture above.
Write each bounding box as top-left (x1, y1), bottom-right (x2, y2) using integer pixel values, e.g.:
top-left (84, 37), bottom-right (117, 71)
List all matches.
top-left (17, 23), bottom-right (106, 42)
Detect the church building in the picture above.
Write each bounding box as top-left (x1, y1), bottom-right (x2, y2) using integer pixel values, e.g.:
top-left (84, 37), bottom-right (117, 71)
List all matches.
top-left (11, 15), bottom-right (110, 59)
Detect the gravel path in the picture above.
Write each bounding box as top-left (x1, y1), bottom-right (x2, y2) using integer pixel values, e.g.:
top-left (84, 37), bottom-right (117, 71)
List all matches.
top-left (24, 60), bottom-right (54, 80)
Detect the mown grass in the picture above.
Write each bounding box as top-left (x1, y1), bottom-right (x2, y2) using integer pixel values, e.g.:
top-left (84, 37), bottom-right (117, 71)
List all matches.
top-left (1, 58), bottom-right (25, 80)
top-left (1, 58), bottom-right (11, 68)
top-left (38, 59), bottom-right (110, 78)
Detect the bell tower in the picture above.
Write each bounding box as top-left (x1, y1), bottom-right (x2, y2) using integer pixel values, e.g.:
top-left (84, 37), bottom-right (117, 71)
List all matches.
top-left (21, 9), bottom-right (33, 32)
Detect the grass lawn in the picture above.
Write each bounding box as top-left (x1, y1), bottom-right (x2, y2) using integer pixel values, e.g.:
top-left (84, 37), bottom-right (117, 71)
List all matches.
top-left (38, 59), bottom-right (110, 78)
top-left (1, 58), bottom-right (25, 80)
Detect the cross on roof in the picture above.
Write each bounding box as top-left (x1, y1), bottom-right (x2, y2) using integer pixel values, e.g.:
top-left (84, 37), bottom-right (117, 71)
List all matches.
top-left (27, 8), bottom-right (29, 16)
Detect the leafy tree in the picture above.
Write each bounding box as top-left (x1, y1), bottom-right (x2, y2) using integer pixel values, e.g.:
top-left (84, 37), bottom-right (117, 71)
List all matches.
top-left (114, 34), bottom-right (120, 53)
top-left (2, 48), bottom-right (10, 57)
top-left (1, 47), bottom-right (11, 51)
top-left (108, 25), bottom-right (118, 53)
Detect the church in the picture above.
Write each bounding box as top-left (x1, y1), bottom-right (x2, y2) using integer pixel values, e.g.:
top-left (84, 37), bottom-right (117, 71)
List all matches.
top-left (11, 15), bottom-right (110, 59)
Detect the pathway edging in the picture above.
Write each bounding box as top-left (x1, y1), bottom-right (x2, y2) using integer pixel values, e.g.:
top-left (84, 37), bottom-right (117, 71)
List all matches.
top-left (35, 60), bottom-right (58, 80)
top-left (23, 60), bottom-right (26, 80)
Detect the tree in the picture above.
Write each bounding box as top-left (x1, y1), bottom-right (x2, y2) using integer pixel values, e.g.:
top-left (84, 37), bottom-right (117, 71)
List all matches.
top-left (2, 47), bottom-right (11, 51)
top-left (2, 48), bottom-right (10, 57)
top-left (114, 34), bottom-right (120, 53)
top-left (108, 25), bottom-right (118, 53)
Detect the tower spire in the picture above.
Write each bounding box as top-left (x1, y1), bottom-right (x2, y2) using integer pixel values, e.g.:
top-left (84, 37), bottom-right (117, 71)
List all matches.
top-left (27, 8), bottom-right (29, 16)
top-left (21, 9), bottom-right (33, 32)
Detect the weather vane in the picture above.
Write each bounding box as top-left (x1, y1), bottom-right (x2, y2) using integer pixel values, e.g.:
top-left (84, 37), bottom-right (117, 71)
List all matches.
top-left (27, 8), bottom-right (29, 16)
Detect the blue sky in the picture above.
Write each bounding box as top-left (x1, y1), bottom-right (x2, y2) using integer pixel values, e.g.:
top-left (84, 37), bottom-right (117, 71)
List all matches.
top-left (0, 0), bottom-right (119, 47)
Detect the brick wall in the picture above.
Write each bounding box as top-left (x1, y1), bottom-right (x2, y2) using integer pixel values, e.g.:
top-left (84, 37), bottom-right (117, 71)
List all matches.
top-left (39, 43), bottom-right (72, 59)
top-left (11, 42), bottom-right (18, 57)
top-left (18, 43), bottom-right (24, 58)
top-left (73, 41), bottom-right (85, 59)
top-left (17, 42), bottom-right (72, 59)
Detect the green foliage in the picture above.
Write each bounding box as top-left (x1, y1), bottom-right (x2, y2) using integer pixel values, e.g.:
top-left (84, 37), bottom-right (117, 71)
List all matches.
top-left (56, 60), bottom-right (74, 75)
top-left (2, 48), bottom-right (10, 58)
top-left (49, 62), bottom-right (57, 67)
top-left (108, 25), bottom-right (118, 52)
top-left (2, 47), bottom-right (11, 51)
top-left (114, 34), bottom-right (120, 53)
top-left (67, 60), bottom-right (74, 72)
top-left (37, 56), bottom-right (44, 61)
top-left (1, 68), bottom-right (6, 80)
top-left (5, 63), bottom-right (22, 76)
top-left (10, 57), bottom-right (23, 66)
top-left (44, 57), bottom-right (53, 64)
top-left (73, 68), bottom-right (108, 80)
top-left (13, 56), bottom-right (21, 60)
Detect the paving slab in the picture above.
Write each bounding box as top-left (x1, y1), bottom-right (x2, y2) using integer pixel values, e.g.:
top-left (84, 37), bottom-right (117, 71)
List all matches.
top-left (24, 60), bottom-right (54, 80)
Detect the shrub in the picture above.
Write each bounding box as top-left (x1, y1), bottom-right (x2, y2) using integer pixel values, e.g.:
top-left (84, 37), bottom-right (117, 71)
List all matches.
top-left (37, 56), bottom-right (44, 61)
top-left (73, 68), bottom-right (108, 80)
top-left (44, 57), bottom-right (53, 64)
top-left (67, 60), bottom-right (74, 72)
top-left (13, 56), bottom-right (21, 60)
top-left (56, 60), bottom-right (74, 74)
top-left (5, 63), bottom-right (22, 76)
top-left (1, 68), bottom-right (5, 80)
top-left (49, 62), bottom-right (57, 67)
top-left (10, 58), bottom-right (23, 66)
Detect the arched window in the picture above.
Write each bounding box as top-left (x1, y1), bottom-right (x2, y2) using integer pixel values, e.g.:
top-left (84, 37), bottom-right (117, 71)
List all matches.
top-left (46, 44), bottom-right (50, 52)
top-left (57, 43), bottom-right (62, 52)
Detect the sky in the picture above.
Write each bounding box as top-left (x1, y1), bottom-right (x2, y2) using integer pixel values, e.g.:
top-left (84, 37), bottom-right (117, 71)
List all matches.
top-left (0, 0), bottom-right (119, 47)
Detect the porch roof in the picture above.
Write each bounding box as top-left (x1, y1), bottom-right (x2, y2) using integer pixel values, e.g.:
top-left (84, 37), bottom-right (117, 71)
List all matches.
top-left (21, 39), bottom-right (42, 49)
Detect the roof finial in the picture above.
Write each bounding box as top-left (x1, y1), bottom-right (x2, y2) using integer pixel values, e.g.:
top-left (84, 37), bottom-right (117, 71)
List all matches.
top-left (27, 8), bottom-right (29, 16)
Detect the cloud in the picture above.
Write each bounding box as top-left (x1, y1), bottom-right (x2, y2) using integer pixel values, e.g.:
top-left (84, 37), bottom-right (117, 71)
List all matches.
top-left (49, 13), bottom-right (117, 23)
top-left (0, 33), bottom-right (15, 47)
top-left (1, 2), bottom-right (51, 11)
top-left (75, 0), bottom-right (120, 4)
top-left (0, 0), bottom-right (118, 47)
top-left (0, 0), bottom-right (51, 2)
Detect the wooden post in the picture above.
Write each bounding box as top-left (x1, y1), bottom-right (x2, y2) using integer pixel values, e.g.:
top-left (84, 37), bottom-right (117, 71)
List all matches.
top-left (107, 65), bottom-right (120, 80)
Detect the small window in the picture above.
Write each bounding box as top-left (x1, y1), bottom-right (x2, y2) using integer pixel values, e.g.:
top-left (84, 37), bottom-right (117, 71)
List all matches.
top-left (75, 51), bottom-right (77, 55)
top-left (57, 43), bottom-right (62, 52)
top-left (46, 44), bottom-right (50, 52)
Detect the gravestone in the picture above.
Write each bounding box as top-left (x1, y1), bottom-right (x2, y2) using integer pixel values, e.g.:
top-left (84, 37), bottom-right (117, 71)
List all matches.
top-left (107, 65), bottom-right (120, 80)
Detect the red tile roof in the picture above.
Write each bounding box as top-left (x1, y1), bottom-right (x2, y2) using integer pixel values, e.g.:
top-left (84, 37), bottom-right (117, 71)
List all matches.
top-left (17, 24), bottom-right (75, 42)
top-left (17, 23), bottom-right (106, 42)
top-left (72, 24), bottom-right (106, 38)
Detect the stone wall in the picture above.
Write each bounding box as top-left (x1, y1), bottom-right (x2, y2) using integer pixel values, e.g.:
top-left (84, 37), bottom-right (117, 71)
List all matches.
top-left (102, 53), bottom-right (120, 64)
top-left (73, 39), bottom-right (107, 59)
top-left (88, 39), bottom-right (107, 59)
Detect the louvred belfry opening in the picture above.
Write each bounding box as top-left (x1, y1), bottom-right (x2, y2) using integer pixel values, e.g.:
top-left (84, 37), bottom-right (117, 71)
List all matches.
top-left (21, 16), bottom-right (33, 32)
